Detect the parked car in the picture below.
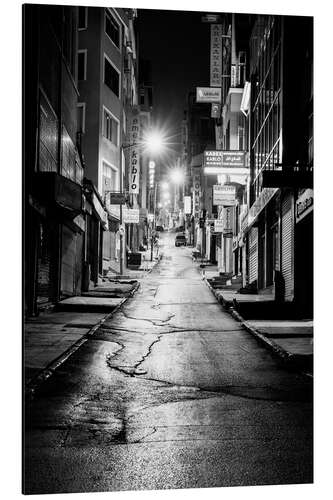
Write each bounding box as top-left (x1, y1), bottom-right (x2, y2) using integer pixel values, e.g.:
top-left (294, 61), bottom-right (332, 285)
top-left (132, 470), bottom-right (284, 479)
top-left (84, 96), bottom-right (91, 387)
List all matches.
top-left (156, 225), bottom-right (164, 232)
top-left (175, 234), bottom-right (186, 247)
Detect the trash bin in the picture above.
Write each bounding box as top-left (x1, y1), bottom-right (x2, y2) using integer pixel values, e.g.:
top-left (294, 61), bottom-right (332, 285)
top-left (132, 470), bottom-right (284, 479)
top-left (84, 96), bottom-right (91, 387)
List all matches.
top-left (127, 252), bottom-right (142, 268)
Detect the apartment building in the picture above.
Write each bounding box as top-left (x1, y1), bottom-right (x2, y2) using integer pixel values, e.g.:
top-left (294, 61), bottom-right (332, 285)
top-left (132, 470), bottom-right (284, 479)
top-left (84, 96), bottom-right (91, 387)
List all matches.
top-left (24, 4), bottom-right (85, 314)
top-left (77, 7), bottom-right (138, 277)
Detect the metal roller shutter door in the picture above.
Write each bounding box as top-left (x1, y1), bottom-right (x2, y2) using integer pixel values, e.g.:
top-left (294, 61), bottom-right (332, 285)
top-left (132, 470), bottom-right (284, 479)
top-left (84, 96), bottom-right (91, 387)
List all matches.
top-left (281, 194), bottom-right (294, 301)
top-left (61, 225), bottom-right (76, 296)
top-left (249, 227), bottom-right (258, 284)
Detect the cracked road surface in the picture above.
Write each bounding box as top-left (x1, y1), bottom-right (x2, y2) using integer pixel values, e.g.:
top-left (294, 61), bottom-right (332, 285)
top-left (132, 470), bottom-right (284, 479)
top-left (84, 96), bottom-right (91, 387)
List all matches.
top-left (24, 232), bottom-right (313, 494)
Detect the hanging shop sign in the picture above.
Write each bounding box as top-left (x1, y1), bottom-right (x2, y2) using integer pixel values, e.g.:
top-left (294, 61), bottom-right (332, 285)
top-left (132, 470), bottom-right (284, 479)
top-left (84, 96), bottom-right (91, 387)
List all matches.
top-left (129, 111), bottom-right (140, 194)
top-left (204, 150), bottom-right (246, 168)
top-left (109, 192), bottom-right (126, 205)
top-left (213, 185), bottom-right (236, 206)
top-left (123, 208), bottom-right (140, 224)
top-left (196, 87), bottom-right (221, 103)
top-left (204, 150), bottom-right (247, 175)
top-left (214, 219), bottom-right (224, 232)
top-left (210, 25), bottom-right (222, 87)
top-left (222, 206), bottom-right (234, 234)
top-left (295, 189), bottom-right (313, 223)
top-left (184, 196), bottom-right (192, 214)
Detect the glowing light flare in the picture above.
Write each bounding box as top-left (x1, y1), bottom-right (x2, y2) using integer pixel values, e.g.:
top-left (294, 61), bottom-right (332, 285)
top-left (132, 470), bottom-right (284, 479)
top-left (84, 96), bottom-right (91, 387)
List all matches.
top-left (143, 130), bottom-right (166, 155)
top-left (170, 168), bottom-right (184, 184)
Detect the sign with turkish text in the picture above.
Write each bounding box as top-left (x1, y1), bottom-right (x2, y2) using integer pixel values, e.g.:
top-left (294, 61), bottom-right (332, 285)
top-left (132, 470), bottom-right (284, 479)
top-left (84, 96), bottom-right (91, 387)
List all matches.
top-left (196, 87), bottom-right (221, 103)
top-left (210, 25), bottom-right (222, 87)
top-left (213, 185), bottom-right (236, 206)
top-left (123, 208), bottom-right (140, 224)
top-left (204, 150), bottom-right (246, 168)
top-left (129, 111), bottom-right (140, 194)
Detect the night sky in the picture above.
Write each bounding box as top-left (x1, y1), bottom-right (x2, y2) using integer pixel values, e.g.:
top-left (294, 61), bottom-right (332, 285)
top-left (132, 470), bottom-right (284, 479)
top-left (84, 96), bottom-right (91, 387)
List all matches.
top-left (137, 8), bottom-right (217, 162)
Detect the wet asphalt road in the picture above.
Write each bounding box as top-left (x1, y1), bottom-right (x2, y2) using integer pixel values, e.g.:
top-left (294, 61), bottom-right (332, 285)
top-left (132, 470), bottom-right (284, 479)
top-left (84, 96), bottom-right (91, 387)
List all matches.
top-left (24, 232), bottom-right (313, 494)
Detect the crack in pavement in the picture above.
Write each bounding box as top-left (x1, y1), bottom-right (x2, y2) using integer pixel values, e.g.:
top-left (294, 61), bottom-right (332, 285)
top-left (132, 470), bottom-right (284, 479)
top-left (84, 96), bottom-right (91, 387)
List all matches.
top-left (119, 310), bottom-right (176, 327)
top-left (105, 362), bottom-right (311, 403)
top-left (132, 426), bottom-right (158, 444)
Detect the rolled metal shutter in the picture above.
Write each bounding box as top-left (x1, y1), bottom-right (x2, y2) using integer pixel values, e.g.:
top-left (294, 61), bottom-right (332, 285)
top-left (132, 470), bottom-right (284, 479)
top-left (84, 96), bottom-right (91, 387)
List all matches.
top-left (249, 227), bottom-right (258, 284)
top-left (281, 194), bottom-right (294, 301)
top-left (61, 225), bottom-right (76, 296)
top-left (37, 222), bottom-right (53, 305)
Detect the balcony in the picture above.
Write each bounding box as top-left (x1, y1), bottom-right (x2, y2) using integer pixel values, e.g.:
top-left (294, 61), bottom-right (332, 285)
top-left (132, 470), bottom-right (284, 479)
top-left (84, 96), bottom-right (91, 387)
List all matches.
top-left (32, 172), bottom-right (82, 216)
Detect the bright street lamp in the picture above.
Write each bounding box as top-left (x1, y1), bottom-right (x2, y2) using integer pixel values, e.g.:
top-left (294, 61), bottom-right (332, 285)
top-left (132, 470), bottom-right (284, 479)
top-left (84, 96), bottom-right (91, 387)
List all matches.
top-left (170, 168), bottom-right (184, 184)
top-left (142, 129), bottom-right (167, 155)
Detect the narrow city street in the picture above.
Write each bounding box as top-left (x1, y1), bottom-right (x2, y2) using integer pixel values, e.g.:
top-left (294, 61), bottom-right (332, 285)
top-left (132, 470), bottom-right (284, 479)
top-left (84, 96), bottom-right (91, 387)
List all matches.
top-left (25, 231), bottom-right (313, 494)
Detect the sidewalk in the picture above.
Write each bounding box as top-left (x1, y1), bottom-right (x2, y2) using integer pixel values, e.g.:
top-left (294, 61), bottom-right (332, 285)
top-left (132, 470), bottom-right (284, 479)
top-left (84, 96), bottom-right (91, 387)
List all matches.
top-left (103, 248), bottom-right (161, 280)
top-left (24, 280), bottom-right (139, 395)
top-left (202, 267), bottom-right (313, 374)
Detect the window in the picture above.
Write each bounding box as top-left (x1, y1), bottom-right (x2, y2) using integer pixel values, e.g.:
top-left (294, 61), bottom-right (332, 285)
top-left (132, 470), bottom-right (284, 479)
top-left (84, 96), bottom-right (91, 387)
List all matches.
top-left (78, 50), bottom-right (87, 80)
top-left (104, 56), bottom-right (120, 97)
top-left (102, 162), bottom-right (118, 197)
top-left (105, 10), bottom-right (120, 48)
top-left (103, 108), bottom-right (119, 145)
top-left (77, 103), bottom-right (86, 133)
top-left (78, 7), bottom-right (88, 30)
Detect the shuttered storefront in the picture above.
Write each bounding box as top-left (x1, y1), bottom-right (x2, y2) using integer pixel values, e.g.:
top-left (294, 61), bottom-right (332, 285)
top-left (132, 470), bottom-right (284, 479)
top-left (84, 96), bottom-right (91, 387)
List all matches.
top-left (61, 225), bottom-right (76, 296)
top-left (281, 193), bottom-right (294, 301)
top-left (36, 221), bottom-right (57, 305)
top-left (249, 227), bottom-right (258, 284)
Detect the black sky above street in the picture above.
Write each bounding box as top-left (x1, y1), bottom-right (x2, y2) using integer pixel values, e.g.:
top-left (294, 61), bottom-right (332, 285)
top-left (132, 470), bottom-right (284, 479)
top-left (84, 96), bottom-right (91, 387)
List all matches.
top-left (137, 8), bottom-right (215, 159)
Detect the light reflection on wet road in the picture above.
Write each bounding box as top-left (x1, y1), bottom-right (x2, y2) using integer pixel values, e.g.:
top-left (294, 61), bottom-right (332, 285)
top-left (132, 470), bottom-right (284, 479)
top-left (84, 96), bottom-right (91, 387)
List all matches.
top-left (25, 231), bottom-right (313, 494)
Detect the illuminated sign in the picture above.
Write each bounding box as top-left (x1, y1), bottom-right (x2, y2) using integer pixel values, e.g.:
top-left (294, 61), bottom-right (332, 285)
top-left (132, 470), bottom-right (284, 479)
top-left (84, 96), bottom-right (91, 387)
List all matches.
top-left (129, 111), bottom-right (140, 194)
top-left (196, 87), bottom-right (221, 103)
top-left (210, 25), bottom-right (222, 87)
top-left (184, 196), bottom-right (192, 214)
top-left (213, 185), bottom-right (236, 206)
top-left (192, 169), bottom-right (201, 219)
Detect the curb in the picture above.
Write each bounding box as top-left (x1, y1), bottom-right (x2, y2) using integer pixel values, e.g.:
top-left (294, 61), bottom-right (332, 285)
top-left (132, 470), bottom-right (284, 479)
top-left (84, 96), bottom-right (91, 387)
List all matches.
top-left (25, 282), bottom-right (141, 400)
top-left (203, 277), bottom-right (313, 374)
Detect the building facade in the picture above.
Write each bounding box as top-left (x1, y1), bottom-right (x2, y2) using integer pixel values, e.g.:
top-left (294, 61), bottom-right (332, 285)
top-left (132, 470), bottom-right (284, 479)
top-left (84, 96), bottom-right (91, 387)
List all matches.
top-left (77, 7), bottom-right (139, 277)
top-left (241, 15), bottom-right (313, 314)
top-left (24, 4), bottom-right (85, 315)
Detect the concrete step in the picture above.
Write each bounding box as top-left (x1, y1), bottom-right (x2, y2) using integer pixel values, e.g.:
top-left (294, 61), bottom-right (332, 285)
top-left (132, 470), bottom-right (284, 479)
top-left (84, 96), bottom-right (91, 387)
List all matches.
top-left (56, 296), bottom-right (124, 313)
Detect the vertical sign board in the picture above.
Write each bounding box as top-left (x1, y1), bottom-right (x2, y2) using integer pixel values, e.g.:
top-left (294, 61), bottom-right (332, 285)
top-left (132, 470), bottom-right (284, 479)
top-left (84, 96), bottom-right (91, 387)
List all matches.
top-left (129, 110), bottom-right (140, 194)
top-left (222, 206), bottom-right (234, 235)
top-left (192, 169), bottom-right (201, 219)
top-left (210, 24), bottom-right (222, 87)
top-left (184, 196), bottom-right (192, 214)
